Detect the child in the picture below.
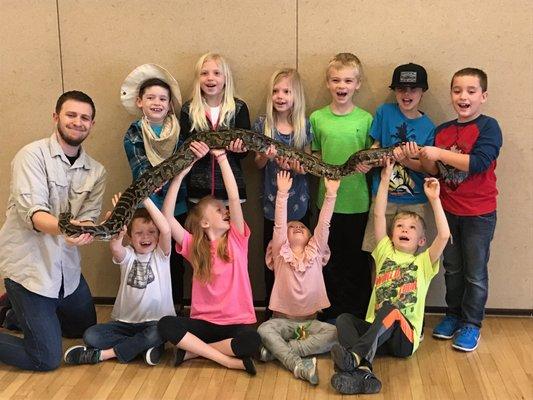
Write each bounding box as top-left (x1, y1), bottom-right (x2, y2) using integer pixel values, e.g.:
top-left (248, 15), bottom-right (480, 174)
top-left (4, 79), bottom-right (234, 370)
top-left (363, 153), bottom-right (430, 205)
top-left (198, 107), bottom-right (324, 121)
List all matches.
top-left (121, 64), bottom-right (188, 312)
top-left (257, 171), bottom-right (339, 385)
top-left (253, 68), bottom-right (313, 318)
top-left (64, 197), bottom-right (175, 366)
top-left (158, 142), bottom-right (261, 375)
top-left (180, 52), bottom-right (250, 202)
top-left (310, 53), bottom-right (373, 321)
top-left (362, 63), bottom-right (436, 253)
top-left (330, 159), bottom-right (450, 395)
top-left (420, 68), bottom-right (502, 352)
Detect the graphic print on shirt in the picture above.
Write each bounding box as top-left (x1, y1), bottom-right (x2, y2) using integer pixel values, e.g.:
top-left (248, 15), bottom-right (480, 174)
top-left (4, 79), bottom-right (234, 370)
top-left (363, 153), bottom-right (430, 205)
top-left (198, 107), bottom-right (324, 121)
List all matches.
top-left (374, 258), bottom-right (418, 313)
top-left (389, 122), bottom-right (416, 196)
top-left (127, 258), bottom-right (155, 289)
top-left (437, 144), bottom-right (469, 190)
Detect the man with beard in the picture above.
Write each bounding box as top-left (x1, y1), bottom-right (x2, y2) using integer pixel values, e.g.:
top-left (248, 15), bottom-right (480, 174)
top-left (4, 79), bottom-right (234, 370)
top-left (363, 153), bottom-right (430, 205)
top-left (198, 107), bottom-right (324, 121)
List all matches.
top-left (0, 91), bottom-right (107, 371)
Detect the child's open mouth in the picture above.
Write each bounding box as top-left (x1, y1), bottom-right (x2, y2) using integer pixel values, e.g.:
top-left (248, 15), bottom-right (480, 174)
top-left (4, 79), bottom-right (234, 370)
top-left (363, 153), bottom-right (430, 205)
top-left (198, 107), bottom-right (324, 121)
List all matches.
top-left (399, 236), bottom-right (410, 241)
top-left (458, 103), bottom-right (470, 109)
top-left (140, 241), bottom-right (152, 247)
top-left (336, 91), bottom-right (348, 98)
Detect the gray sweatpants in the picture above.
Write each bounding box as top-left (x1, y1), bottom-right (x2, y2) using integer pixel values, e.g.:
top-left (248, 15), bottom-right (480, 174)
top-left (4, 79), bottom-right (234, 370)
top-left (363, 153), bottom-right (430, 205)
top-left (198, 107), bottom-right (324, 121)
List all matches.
top-left (258, 318), bottom-right (338, 372)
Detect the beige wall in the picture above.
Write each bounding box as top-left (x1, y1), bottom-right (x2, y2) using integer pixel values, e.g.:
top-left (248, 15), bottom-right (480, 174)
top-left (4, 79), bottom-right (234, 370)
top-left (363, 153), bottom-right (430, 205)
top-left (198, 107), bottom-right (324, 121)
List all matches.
top-left (0, 0), bottom-right (531, 310)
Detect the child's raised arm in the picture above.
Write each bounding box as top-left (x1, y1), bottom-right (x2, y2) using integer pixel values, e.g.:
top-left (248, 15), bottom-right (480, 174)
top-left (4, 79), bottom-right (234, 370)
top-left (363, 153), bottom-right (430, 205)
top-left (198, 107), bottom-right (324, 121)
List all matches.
top-left (424, 178), bottom-right (451, 263)
top-left (374, 158), bottom-right (394, 243)
top-left (270, 170), bottom-right (293, 252)
top-left (162, 141), bottom-right (209, 245)
top-left (143, 197), bottom-right (171, 256)
top-left (109, 193), bottom-right (127, 263)
top-left (312, 177), bottom-right (339, 250)
top-left (212, 147), bottom-right (245, 235)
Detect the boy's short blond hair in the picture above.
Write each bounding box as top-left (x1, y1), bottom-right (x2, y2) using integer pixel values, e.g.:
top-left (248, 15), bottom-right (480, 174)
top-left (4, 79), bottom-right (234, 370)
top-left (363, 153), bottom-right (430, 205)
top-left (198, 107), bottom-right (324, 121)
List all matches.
top-left (326, 52), bottom-right (363, 80)
top-left (391, 211), bottom-right (427, 235)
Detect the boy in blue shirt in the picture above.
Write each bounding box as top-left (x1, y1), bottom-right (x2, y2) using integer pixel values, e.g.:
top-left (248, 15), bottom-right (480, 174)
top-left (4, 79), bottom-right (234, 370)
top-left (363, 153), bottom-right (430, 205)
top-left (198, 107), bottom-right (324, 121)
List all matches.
top-left (362, 63), bottom-right (435, 254)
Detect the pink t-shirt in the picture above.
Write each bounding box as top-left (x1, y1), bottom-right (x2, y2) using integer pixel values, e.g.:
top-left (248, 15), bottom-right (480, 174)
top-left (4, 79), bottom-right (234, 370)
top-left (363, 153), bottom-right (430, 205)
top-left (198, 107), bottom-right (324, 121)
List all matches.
top-left (265, 191), bottom-right (336, 316)
top-left (176, 223), bottom-right (256, 325)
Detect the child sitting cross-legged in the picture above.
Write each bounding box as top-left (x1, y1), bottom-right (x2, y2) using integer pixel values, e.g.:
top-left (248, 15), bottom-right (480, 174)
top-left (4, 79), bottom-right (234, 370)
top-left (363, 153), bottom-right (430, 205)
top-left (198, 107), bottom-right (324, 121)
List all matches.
top-left (64, 195), bottom-right (175, 366)
top-left (257, 170), bottom-right (340, 385)
top-left (330, 158), bottom-right (450, 395)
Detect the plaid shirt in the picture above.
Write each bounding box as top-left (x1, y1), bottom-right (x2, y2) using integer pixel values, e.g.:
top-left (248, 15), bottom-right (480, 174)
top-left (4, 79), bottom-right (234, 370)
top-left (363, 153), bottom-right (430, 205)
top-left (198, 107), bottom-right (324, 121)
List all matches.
top-left (123, 120), bottom-right (187, 216)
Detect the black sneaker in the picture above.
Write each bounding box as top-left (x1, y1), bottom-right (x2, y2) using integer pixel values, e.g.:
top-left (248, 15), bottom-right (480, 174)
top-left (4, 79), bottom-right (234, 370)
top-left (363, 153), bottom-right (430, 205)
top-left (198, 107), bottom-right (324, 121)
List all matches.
top-left (173, 348), bottom-right (186, 367)
top-left (330, 343), bottom-right (357, 372)
top-left (64, 345), bottom-right (101, 365)
top-left (331, 368), bottom-right (382, 394)
top-left (145, 344), bottom-right (165, 366)
top-left (242, 357), bottom-right (256, 376)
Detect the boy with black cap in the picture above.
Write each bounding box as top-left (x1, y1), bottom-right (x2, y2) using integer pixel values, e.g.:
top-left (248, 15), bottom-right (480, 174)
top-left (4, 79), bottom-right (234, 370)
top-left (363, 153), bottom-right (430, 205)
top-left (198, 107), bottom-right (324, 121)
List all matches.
top-left (362, 63), bottom-right (436, 254)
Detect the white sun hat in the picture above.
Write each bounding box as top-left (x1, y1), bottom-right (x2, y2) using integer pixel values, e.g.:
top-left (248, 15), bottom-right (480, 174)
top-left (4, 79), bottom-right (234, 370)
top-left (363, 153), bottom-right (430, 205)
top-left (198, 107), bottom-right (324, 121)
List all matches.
top-left (120, 63), bottom-right (182, 115)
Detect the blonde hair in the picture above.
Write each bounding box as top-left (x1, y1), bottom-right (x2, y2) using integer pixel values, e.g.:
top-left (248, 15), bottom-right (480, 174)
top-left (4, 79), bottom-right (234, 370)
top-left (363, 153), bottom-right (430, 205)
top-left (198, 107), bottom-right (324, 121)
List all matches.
top-left (391, 211), bottom-right (427, 235)
top-left (184, 196), bottom-right (231, 283)
top-left (264, 68), bottom-right (307, 150)
top-left (326, 52), bottom-right (363, 81)
top-left (189, 53), bottom-right (236, 132)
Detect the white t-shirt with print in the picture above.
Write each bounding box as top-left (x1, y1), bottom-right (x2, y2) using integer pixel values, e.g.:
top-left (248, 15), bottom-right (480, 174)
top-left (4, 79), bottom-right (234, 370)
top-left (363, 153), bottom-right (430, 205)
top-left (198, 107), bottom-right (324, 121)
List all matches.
top-left (111, 246), bottom-right (176, 323)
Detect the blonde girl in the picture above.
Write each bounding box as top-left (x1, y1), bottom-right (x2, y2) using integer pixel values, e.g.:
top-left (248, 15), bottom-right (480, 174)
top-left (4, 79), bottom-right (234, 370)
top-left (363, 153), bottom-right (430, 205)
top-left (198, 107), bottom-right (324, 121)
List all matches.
top-left (253, 68), bottom-right (313, 316)
top-left (159, 141), bottom-right (260, 375)
top-left (180, 53), bottom-right (250, 202)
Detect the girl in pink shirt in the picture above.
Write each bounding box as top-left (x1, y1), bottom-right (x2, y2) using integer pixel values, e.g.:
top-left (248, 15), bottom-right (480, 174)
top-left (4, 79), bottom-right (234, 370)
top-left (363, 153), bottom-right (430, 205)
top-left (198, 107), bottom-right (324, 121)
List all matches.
top-left (159, 141), bottom-right (260, 375)
top-left (257, 171), bottom-right (340, 385)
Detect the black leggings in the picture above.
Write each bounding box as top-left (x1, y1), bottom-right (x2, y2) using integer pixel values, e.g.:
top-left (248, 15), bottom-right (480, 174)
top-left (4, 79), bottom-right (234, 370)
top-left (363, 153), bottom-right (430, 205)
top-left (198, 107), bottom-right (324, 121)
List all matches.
top-left (157, 316), bottom-right (261, 358)
top-left (336, 303), bottom-right (414, 367)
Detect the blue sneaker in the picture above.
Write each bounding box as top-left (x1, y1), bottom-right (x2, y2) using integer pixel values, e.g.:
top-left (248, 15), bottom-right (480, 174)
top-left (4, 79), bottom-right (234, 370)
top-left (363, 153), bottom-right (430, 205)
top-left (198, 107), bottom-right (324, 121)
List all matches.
top-left (432, 315), bottom-right (461, 339)
top-left (452, 325), bottom-right (480, 352)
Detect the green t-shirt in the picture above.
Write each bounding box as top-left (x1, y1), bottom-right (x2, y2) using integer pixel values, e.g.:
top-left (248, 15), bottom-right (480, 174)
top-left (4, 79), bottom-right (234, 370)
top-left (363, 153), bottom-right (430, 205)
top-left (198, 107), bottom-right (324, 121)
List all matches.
top-left (367, 236), bottom-right (439, 353)
top-left (310, 105), bottom-right (373, 213)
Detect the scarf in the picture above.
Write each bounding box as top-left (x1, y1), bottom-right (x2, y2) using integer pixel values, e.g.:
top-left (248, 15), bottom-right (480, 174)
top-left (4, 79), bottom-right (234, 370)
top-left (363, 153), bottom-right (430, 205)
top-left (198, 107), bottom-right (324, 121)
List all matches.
top-left (140, 113), bottom-right (180, 166)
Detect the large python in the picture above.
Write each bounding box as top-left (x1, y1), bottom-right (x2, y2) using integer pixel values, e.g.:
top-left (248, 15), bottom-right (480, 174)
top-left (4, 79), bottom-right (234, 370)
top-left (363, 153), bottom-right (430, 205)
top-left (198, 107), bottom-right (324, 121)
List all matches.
top-left (59, 128), bottom-right (398, 240)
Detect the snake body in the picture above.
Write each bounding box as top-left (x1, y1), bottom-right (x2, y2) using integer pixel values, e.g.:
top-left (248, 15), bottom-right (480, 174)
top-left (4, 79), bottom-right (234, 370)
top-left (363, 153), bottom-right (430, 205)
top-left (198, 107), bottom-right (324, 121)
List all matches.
top-left (59, 128), bottom-right (397, 240)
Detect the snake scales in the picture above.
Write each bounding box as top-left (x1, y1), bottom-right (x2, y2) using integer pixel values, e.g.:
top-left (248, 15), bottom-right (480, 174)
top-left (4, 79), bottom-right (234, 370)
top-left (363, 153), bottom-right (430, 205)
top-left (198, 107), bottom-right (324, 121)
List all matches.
top-left (59, 128), bottom-right (398, 240)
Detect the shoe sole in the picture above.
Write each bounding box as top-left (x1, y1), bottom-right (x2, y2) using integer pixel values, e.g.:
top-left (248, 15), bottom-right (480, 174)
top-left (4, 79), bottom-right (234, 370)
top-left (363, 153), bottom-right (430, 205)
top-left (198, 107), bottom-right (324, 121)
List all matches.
top-left (452, 339), bottom-right (479, 352)
top-left (331, 373), bottom-right (381, 394)
top-left (145, 347), bottom-right (160, 366)
top-left (64, 345), bottom-right (87, 364)
top-left (432, 332), bottom-right (456, 340)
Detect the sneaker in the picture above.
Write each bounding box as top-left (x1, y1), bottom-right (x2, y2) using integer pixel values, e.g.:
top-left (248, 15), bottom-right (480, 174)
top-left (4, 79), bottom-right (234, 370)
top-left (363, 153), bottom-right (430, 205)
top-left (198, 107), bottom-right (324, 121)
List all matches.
top-left (259, 346), bottom-right (275, 362)
top-left (331, 368), bottom-right (382, 394)
top-left (242, 357), bottom-right (257, 376)
top-left (452, 325), bottom-right (480, 352)
top-left (64, 345), bottom-right (101, 365)
top-left (432, 315), bottom-right (461, 339)
top-left (145, 344), bottom-right (165, 366)
top-left (173, 348), bottom-right (186, 367)
top-left (330, 343), bottom-right (357, 372)
top-left (293, 357), bottom-right (318, 385)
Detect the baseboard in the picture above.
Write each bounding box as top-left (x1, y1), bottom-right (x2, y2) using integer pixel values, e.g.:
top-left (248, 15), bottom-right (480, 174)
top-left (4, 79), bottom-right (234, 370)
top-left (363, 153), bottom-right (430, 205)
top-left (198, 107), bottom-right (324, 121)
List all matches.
top-left (93, 297), bottom-right (533, 317)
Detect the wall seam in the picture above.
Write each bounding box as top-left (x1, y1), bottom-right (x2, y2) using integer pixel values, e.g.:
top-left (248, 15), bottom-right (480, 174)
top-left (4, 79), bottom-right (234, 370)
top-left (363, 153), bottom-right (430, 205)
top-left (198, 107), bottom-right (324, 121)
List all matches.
top-left (295, 0), bottom-right (299, 70)
top-left (55, 0), bottom-right (65, 92)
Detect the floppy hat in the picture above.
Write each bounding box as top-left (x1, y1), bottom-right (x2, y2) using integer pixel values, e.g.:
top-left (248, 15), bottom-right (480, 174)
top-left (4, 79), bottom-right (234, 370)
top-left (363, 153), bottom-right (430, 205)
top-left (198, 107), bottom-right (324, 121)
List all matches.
top-left (120, 63), bottom-right (182, 115)
top-left (389, 63), bottom-right (428, 91)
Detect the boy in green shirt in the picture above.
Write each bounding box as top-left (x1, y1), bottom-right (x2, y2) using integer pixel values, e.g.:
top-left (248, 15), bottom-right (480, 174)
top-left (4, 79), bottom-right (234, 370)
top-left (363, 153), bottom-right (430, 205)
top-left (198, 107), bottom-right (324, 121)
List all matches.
top-left (310, 53), bottom-right (373, 321)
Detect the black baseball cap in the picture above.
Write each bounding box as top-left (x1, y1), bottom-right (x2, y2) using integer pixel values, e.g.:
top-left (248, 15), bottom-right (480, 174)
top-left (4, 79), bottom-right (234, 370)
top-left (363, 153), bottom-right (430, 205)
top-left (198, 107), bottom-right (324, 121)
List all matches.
top-left (389, 63), bottom-right (428, 91)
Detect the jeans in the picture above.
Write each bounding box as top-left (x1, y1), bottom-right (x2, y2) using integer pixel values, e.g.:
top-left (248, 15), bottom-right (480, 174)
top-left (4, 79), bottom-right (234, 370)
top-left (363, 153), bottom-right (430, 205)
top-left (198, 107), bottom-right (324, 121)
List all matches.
top-left (258, 318), bottom-right (337, 371)
top-left (336, 303), bottom-right (414, 367)
top-left (0, 276), bottom-right (96, 371)
top-left (83, 320), bottom-right (162, 363)
top-left (443, 211), bottom-right (497, 327)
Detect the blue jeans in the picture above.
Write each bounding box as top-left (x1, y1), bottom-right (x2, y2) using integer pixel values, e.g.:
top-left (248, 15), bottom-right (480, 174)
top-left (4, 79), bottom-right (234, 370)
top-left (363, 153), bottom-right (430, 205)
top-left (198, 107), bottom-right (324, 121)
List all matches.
top-left (443, 211), bottom-right (497, 328)
top-left (83, 320), bottom-right (163, 363)
top-left (0, 276), bottom-right (96, 371)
